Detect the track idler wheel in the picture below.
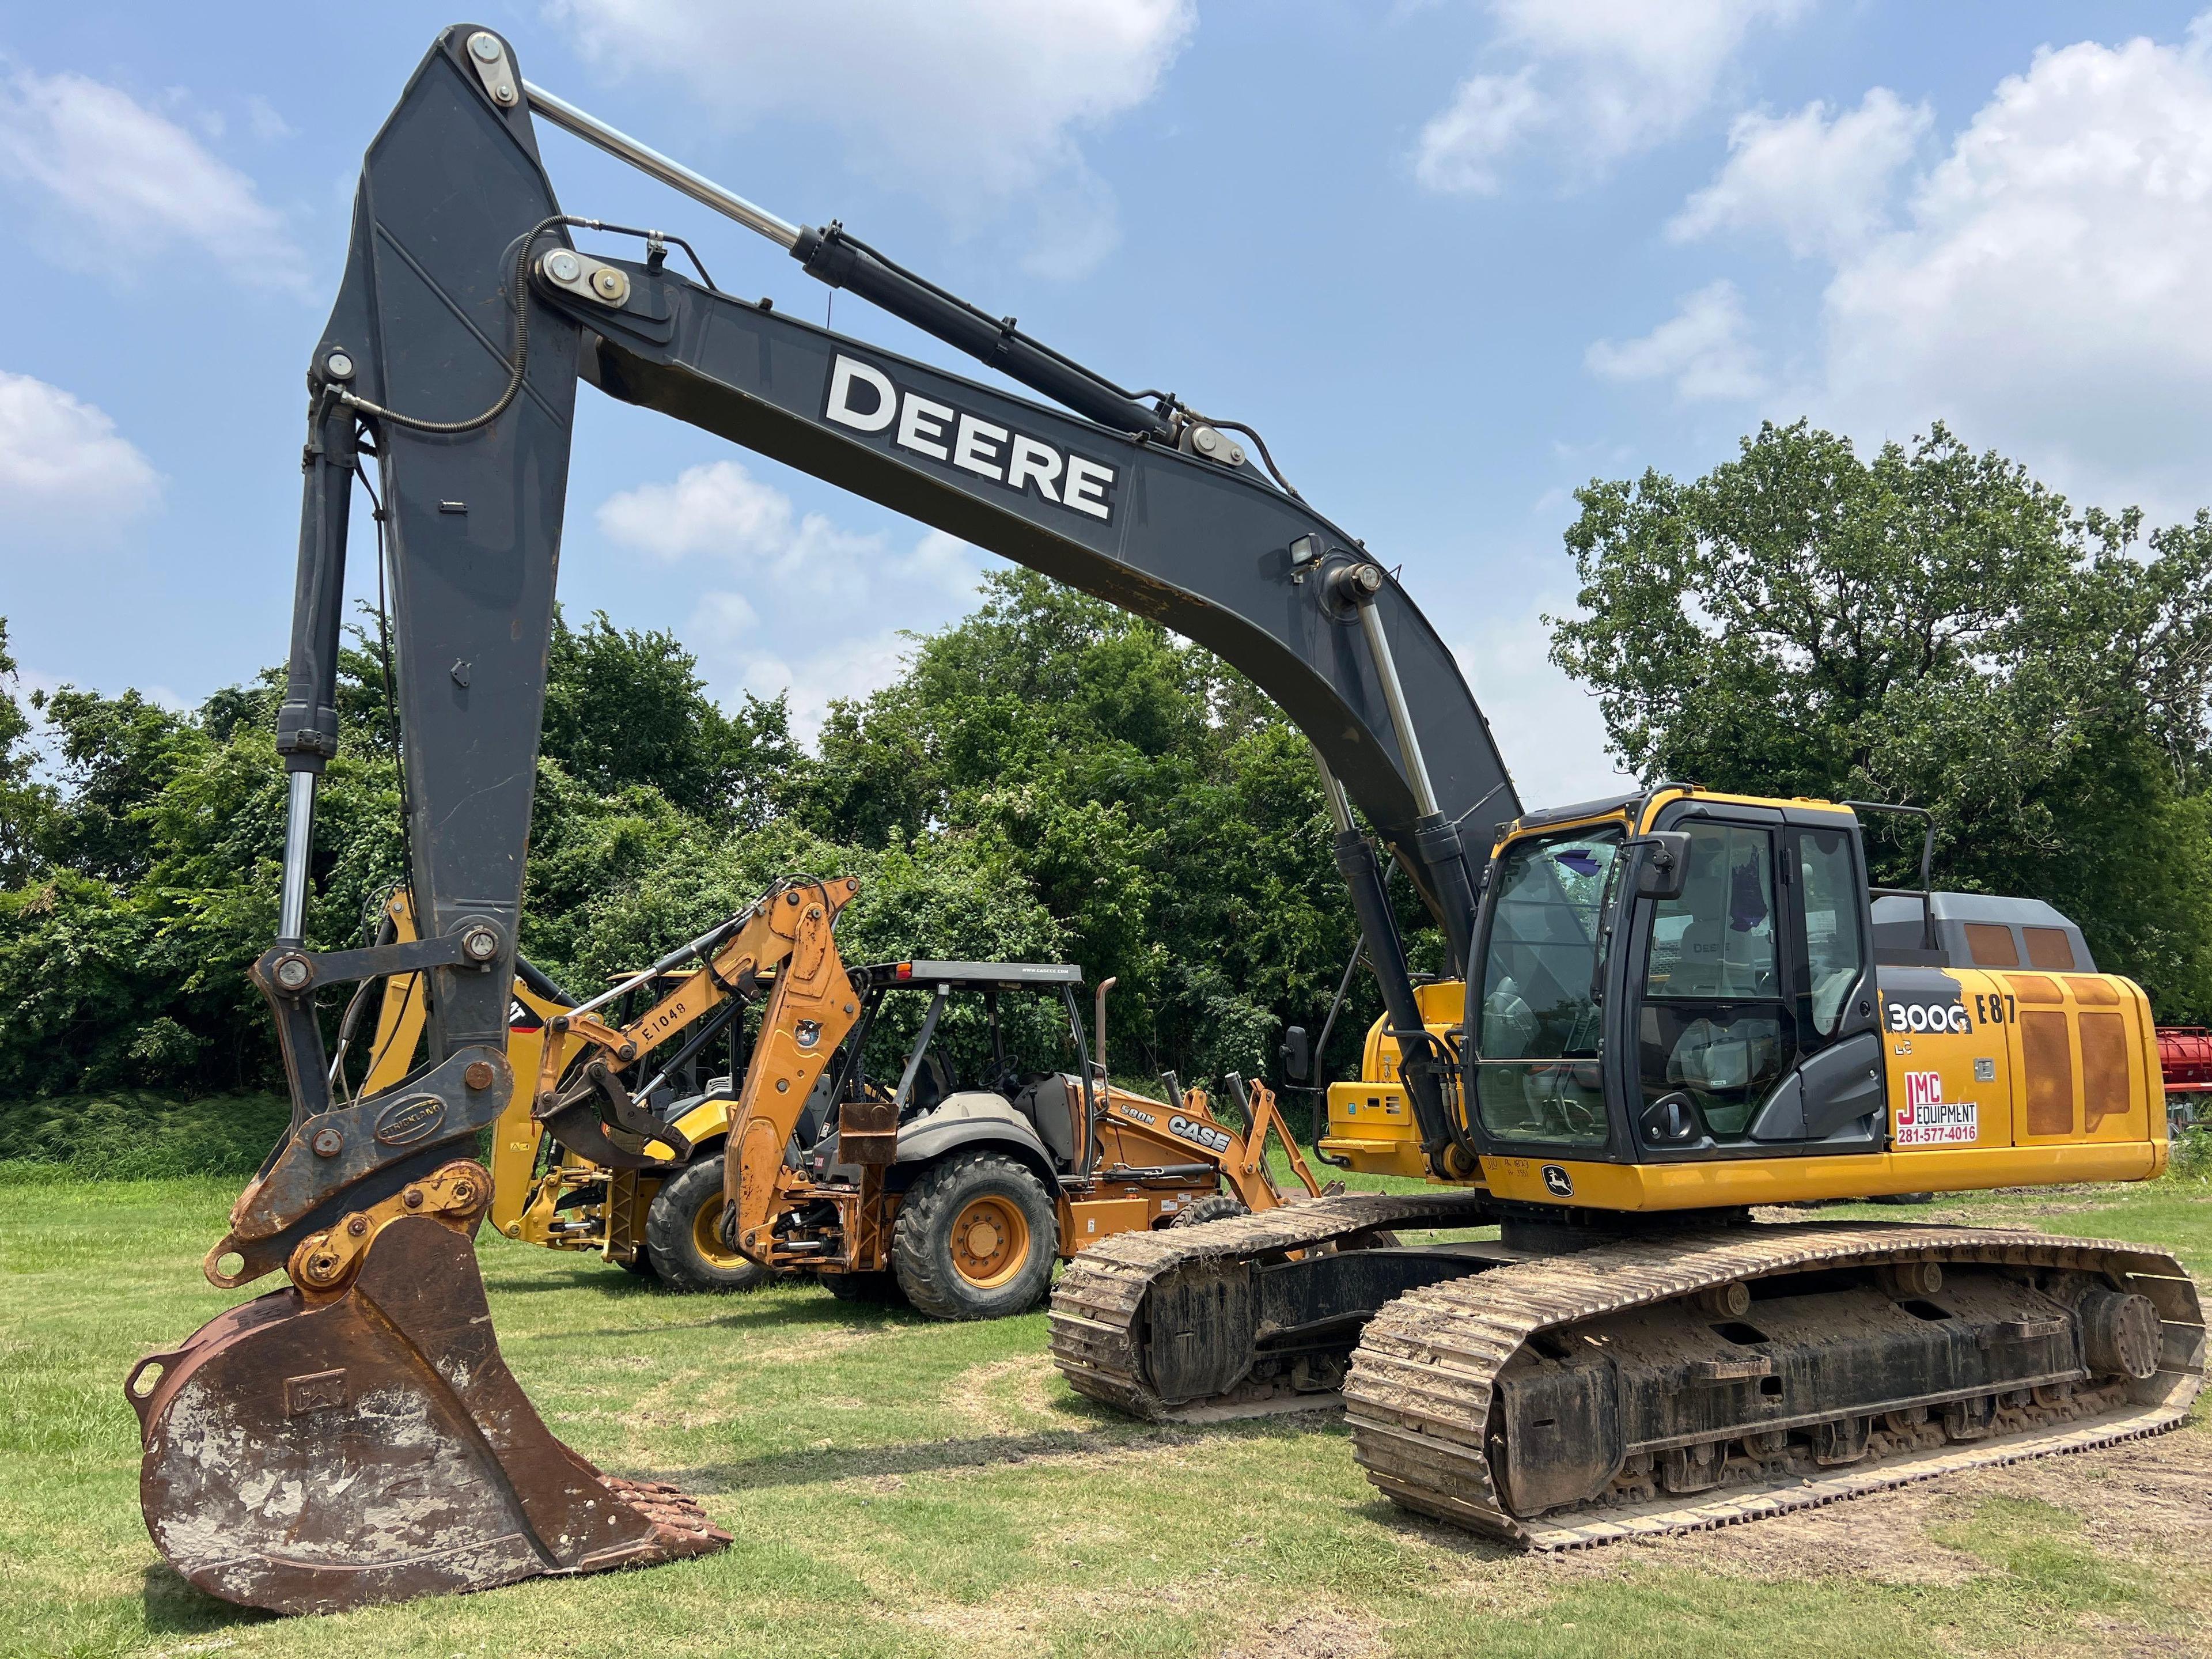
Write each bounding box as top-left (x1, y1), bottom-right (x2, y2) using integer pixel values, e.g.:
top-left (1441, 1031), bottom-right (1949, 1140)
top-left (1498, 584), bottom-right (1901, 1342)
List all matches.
top-left (127, 1167), bottom-right (728, 1614)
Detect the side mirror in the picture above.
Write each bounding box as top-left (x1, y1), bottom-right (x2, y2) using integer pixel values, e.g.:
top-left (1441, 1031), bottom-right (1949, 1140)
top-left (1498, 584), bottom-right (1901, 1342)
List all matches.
top-left (1631, 831), bottom-right (1692, 901)
top-left (1279, 1024), bottom-right (1311, 1084)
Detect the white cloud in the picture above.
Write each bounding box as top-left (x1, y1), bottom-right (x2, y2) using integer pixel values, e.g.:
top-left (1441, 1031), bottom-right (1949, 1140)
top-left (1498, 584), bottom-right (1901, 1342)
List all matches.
top-left (1791, 21), bottom-right (2212, 517)
top-left (245, 95), bottom-right (293, 143)
top-left (1455, 593), bottom-right (1628, 811)
top-left (1414, 69), bottom-right (1544, 194)
top-left (1671, 88), bottom-right (1931, 257)
top-left (599, 460), bottom-right (989, 600)
top-left (691, 590), bottom-right (760, 640)
top-left (599, 461), bottom-right (988, 739)
top-left (597, 459), bottom-right (886, 599)
top-left (1586, 281), bottom-right (1765, 400)
top-left (0, 66), bottom-right (305, 290)
top-left (548, 0), bottom-right (1194, 276)
top-left (901, 529), bottom-right (988, 602)
top-left (1414, 0), bottom-right (1808, 192)
top-left (719, 628), bottom-right (921, 742)
top-left (0, 370), bottom-right (160, 537)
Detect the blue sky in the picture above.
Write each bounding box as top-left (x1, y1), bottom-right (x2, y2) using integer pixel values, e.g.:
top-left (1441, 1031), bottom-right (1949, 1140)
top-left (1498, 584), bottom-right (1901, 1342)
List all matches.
top-left (3, 1), bottom-right (2207, 810)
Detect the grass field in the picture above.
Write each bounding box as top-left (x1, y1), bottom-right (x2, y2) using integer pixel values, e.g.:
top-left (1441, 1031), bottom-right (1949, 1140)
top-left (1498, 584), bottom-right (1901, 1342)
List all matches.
top-left (3, 1172), bottom-right (2208, 1659)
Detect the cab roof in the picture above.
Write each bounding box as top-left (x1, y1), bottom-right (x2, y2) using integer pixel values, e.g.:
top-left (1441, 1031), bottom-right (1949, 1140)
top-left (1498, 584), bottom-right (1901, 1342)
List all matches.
top-left (863, 960), bottom-right (1083, 987)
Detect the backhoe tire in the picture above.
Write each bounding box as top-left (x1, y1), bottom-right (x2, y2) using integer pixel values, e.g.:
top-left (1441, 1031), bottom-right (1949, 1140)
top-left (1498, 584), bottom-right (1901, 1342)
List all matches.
top-left (892, 1152), bottom-right (1058, 1320)
top-left (1169, 1194), bottom-right (1250, 1228)
top-left (645, 1156), bottom-right (770, 1293)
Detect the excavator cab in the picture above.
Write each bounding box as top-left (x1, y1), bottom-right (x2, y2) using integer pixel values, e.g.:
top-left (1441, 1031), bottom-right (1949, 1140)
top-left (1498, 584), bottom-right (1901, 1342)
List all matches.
top-left (1327, 786), bottom-right (2171, 1216)
top-left (1468, 796), bottom-right (1885, 1167)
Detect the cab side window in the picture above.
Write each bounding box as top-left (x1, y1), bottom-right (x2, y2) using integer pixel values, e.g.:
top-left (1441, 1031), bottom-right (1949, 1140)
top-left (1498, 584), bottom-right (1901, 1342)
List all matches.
top-left (1645, 824), bottom-right (1778, 999)
top-left (1794, 828), bottom-right (1864, 1038)
top-left (1639, 823), bottom-right (1792, 1140)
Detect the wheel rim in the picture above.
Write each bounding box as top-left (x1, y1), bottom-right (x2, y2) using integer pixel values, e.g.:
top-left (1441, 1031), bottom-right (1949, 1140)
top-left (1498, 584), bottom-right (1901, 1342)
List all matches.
top-left (691, 1192), bottom-right (746, 1269)
top-left (949, 1194), bottom-right (1030, 1289)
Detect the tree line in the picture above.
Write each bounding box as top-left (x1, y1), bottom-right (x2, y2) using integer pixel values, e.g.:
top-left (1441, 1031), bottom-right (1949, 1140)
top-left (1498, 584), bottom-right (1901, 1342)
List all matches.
top-left (2, 420), bottom-right (2207, 1111)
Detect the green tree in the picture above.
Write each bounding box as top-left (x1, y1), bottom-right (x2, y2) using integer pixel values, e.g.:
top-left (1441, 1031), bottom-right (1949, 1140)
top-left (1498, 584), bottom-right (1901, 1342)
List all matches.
top-left (1552, 420), bottom-right (2212, 1020)
top-left (788, 571), bottom-right (1385, 1088)
top-left (0, 619), bottom-right (54, 887)
top-left (31, 686), bottom-right (198, 883)
top-left (541, 608), bottom-right (796, 825)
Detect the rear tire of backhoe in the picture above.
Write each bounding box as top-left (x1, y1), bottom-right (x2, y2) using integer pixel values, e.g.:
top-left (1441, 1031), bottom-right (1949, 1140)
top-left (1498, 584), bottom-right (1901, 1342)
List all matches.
top-left (893, 1152), bottom-right (1058, 1320)
top-left (645, 1156), bottom-right (770, 1293)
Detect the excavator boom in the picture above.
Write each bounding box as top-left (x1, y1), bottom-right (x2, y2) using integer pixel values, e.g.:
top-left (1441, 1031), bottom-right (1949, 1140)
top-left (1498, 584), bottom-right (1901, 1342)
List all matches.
top-left (124, 38), bottom-right (1514, 1609)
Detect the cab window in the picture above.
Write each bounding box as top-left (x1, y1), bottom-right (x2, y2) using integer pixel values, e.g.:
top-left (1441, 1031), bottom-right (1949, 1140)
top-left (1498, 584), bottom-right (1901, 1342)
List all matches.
top-left (1473, 827), bottom-right (1621, 1148)
top-left (1638, 823), bottom-right (1793, 1139)
top-left (1796, 828), bottom-right (1864, 1036)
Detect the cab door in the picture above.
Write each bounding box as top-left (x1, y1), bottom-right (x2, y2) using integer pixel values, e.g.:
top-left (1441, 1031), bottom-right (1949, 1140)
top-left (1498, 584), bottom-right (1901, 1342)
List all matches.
top-left (1627, 808), bottom-right (1883, 1158)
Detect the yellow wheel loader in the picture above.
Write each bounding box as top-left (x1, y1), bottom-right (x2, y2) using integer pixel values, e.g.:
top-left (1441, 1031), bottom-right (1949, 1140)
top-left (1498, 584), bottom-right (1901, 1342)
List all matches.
top-left (128, 27), bottom-right (2199, 1613)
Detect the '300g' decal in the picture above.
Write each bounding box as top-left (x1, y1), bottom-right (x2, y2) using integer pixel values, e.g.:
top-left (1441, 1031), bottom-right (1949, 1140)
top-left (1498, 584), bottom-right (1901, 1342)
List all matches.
top-left (1885, 996), bottom-right (1973, 1035)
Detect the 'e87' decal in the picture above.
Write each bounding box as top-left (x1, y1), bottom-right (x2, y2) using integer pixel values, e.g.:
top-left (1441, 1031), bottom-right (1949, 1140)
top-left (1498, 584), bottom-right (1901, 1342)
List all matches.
top-left (1885, 995), bottom-right (1973, 1035)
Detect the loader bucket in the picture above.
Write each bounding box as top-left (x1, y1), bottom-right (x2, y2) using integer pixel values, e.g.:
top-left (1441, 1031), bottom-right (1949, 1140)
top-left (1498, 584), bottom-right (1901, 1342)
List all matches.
top-left (127, 1215), bottom-right (727, 1615)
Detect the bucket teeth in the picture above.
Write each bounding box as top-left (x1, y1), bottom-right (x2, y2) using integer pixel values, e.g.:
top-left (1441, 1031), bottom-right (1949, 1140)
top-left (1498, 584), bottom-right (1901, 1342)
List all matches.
top-left (131, 1215), bottom-right (729, 1613)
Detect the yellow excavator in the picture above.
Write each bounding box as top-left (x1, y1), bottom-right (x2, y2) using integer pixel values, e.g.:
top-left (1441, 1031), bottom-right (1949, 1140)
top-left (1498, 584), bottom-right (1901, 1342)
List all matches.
top-left (127, 26), bottom-right (2200, 1613)
top-left (359, 888), bottom-right (1324, 1310)
top-left (1054, 788), bottom-right (2193, 1546)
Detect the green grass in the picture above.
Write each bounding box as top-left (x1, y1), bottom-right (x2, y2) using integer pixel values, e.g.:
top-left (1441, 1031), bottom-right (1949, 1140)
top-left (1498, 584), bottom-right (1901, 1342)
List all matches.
top-left (0, 1091), bottom-right (289, 1184)
top-left (1, 1172), bottom-right (2206, 1657)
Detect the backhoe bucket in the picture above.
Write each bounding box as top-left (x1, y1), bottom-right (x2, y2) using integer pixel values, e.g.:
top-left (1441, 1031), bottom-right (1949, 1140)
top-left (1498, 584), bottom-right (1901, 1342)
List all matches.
top-left (127, 1217), bottom-right (727, 1614)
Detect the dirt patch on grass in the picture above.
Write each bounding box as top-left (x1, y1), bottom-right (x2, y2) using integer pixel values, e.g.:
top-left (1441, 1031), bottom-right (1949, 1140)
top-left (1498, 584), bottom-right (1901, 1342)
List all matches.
top-left (890, 1581), bottom-right (1387, 1659)
top-left (1223, 1608), bottom-right (1387, 1658)
top-left (941, 1353), bottom-right (1061, 1436)
top-left (891, 1582), bottom-right (1187, 1658)
top-left (1478, 1419), bottom-right (2212, 1596)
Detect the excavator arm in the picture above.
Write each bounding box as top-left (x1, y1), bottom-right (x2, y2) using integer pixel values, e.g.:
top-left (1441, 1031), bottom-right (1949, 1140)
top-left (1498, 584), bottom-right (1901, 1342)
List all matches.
top-left (133, 23), bottom-right (1521, 1614)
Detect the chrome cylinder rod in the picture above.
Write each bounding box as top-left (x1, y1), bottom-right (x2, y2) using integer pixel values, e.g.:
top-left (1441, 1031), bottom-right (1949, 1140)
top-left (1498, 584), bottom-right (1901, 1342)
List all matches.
top-left (562, 911), bottom-right (747, 1023)
top-left (522, 81), bottom-right (801, 250)
top-left (276, 771), bottom-right (317, 941)
top-left (1354, 597), bottom-right (1442, 821)
top-left (1309, 741), bottom-right (1356, 835)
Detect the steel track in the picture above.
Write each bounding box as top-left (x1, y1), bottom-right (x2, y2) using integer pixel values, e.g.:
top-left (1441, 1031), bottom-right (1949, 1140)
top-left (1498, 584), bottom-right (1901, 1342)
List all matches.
top-left (1048, 1202), bottom-right (2206, 1551)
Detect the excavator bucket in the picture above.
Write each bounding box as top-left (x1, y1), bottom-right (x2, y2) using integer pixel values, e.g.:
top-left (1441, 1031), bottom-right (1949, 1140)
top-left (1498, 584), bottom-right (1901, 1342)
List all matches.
top-left (128, 1206), bottom-right (727, 1615)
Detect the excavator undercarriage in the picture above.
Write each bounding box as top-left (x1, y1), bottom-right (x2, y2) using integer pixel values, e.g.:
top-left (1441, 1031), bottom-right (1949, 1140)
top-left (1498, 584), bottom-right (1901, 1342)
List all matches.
top-left (1053, 1203), bottom-right (2201, 1547)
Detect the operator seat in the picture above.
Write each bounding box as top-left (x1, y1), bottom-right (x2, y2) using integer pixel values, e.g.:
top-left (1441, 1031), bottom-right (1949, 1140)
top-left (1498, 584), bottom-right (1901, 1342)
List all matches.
top-left (907, 1051), bottom-right (954, 1118)
top-left (1013, 1074), bottom-right (1084, 1172)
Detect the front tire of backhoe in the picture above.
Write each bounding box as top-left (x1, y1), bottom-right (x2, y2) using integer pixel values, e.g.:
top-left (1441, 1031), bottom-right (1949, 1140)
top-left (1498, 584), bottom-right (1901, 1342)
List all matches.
top-left (645, 1157), bottom-right (770, 1293)
top-left (892, 1152), bottom-right (1058, 1320)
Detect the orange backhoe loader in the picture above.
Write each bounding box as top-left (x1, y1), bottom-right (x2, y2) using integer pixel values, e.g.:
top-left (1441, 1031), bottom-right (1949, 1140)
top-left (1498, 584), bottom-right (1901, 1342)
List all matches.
top-left (361, 883), bottom-right (1325, 1313)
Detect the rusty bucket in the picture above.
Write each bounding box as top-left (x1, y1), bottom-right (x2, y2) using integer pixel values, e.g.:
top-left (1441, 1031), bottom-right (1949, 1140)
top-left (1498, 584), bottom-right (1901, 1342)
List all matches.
top-left (127, 1202), bottom-right (726, 1614)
